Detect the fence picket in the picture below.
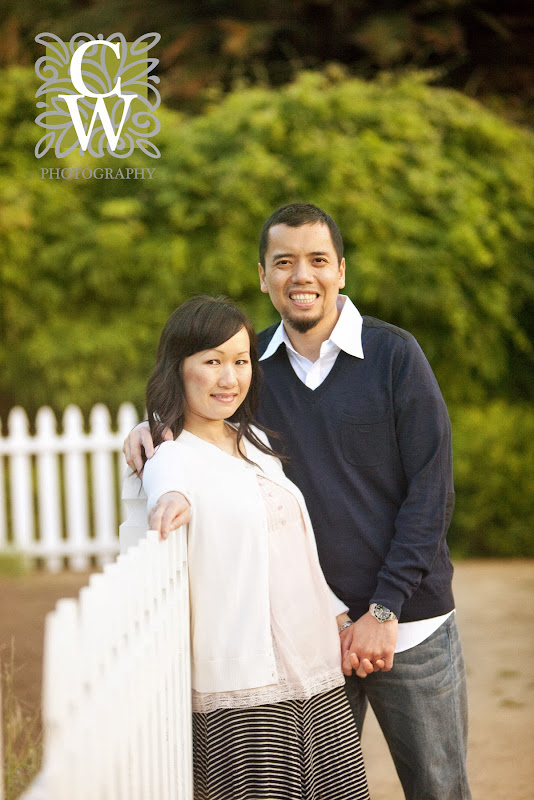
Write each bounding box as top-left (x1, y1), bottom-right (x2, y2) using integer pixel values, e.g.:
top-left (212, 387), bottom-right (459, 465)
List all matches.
top-left (8, 408), bottom-right (35, 554)
top-left (89, 405), bottom-right (117, 567)
top-left (63, 406), bottom-right (90, 571)
top-left (0, 418), bottom-right (7, 550)
top-left (36, 408), bottom-right (63, 572)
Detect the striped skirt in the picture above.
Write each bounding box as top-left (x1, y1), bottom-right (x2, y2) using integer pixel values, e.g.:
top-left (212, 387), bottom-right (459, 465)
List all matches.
top-left (192, 686), bottom-right (370, 800)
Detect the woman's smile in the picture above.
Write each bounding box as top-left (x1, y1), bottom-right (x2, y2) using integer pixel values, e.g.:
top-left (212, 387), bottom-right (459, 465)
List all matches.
top-left (210, 392), bottom-right (239, 403)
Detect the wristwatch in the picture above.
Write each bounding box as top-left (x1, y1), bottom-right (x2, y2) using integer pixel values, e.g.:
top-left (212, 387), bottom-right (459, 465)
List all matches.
top-left (369, 603), bottom-right (397, 623)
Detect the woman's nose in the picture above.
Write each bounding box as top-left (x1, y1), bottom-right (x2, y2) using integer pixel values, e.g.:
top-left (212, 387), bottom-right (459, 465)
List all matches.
top-left (218, 365), bottom-right (237, 387)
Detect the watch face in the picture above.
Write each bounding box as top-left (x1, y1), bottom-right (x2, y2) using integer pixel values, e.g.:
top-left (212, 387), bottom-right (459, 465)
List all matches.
top-left (374, 604), bottom-right (392, 621)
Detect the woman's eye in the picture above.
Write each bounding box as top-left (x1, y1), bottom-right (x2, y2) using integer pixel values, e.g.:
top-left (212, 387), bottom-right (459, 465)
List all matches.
top-left (236, 359), bottom-right (249, 365)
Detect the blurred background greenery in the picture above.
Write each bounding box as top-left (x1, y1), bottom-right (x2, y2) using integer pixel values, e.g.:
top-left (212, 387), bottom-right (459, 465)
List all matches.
top-left (0, 1), bottom-right (533, 556)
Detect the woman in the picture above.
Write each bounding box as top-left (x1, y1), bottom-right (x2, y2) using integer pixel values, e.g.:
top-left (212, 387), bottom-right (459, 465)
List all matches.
top-left (142, 295), bottom-right (372, 800)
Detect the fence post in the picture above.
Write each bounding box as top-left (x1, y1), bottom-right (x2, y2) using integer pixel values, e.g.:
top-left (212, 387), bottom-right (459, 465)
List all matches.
top-left (35, 408), bottom-right (63, 572)
top-left (0, 417), bottom-right (7, 552)
top-left (63, 406), bottom-right (90, 571)
top-left (41, 598), bottom-right (79, 800)
top-left (89, 405), bottom-right (117, 567)
top-left (8, 408), bottom-right (35, 556)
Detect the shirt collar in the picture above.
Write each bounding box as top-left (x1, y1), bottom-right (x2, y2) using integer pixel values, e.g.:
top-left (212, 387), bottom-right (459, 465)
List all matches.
top-left (259, 295), bottom-right (364, 361)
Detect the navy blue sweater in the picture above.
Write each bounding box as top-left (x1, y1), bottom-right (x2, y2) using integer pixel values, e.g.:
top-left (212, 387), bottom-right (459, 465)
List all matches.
top-left (256, 316), bottom-right (455, 623)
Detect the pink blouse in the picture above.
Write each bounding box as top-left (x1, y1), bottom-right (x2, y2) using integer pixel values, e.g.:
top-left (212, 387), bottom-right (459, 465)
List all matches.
top-left (192, 474), bottom-right (345, 713)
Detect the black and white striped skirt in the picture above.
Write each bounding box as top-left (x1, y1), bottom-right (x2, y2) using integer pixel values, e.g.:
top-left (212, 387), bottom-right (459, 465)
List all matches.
top-left (192, 686), bottom-right (369, 800)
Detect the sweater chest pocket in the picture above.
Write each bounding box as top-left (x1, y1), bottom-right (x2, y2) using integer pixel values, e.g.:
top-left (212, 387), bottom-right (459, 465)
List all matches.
top-left (341, 414), bottom-right (390, 467)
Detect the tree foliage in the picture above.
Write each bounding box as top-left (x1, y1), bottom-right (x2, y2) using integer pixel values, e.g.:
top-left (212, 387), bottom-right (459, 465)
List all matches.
top-left (1, 67), bottom-right (534, 422)
top-left (1, 66), bottom-right (534, 554)
top-left (1, 0), bottom-right (533, 122)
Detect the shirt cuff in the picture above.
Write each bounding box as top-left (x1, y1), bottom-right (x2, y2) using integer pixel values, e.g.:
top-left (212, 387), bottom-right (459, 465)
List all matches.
top-left (329, 587), bottom-right (349, 616)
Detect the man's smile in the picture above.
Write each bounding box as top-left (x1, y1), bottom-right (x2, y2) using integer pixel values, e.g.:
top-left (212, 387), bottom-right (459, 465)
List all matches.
top-left (288, 291), bottom-right (320, 308)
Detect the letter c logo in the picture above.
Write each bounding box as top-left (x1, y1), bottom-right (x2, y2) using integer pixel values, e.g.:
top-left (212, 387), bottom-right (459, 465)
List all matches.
top-left (70, 40), bottom-right (122, 98)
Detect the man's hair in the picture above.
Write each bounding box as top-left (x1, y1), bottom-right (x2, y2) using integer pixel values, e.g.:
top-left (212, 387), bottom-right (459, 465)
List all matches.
top-left (258, 203), bottom-right (344, 267)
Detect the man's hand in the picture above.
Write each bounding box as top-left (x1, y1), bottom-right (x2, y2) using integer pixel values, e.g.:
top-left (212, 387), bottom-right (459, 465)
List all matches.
top-left (340, 612), bottom-right (398, 678)
top-left (123, 421), bottom-right (172, 474)
top-left (148, 491), bottom-right (191, 540)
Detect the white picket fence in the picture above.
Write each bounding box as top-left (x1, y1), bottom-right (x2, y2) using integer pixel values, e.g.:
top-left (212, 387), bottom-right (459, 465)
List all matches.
top-left (22, 525), bottom-right (193, 800)
top-left (2, 403), bottom-right (194, 800)
top-left (0, 403), bottom-right (140, 570)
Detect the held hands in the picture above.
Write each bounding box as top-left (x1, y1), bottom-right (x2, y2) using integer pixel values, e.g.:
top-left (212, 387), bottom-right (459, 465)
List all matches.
top-left (149, 491), bottom-right (191, 541)
top-left (123, 421), bottom-right (172, 474)
top-left (339, 612), bottom-right (398, 679)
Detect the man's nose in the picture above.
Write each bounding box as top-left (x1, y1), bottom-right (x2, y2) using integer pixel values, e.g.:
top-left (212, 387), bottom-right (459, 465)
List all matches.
top-left (291, 258), bottom-right (314, 283)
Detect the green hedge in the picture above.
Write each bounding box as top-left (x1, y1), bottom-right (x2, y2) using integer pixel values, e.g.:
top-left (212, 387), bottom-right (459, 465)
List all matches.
top-left (1, 68), bottom-right (534, 418)
top-left (449, 402), bottom-right (534, 557)
top-left (1, 69), bottom-right (534, 556)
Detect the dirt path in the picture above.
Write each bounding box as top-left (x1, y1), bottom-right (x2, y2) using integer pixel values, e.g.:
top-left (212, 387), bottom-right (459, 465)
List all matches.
top-left (361, 560), bottom-right (534, 800)
top-left (1, 560), bottom-right (533, 799)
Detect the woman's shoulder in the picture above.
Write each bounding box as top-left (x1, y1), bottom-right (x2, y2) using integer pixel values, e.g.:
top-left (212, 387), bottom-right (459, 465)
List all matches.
top-left (248, 424), bottom-right (271, 449)
top-left (246, 426), bottom-right (284, 473)
top-left (146, 434), bottom-right (203, 471)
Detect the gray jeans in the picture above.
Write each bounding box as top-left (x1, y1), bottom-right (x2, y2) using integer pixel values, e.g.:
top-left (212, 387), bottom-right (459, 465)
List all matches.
top-left (344, 613), bottom-right (471, 800)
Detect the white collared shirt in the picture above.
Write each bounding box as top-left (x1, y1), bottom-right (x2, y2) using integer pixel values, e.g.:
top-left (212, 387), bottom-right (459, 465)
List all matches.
top-left (260, 294), bottom-right (453, 652)
top-left (260, 295), bottom-right (363, 390)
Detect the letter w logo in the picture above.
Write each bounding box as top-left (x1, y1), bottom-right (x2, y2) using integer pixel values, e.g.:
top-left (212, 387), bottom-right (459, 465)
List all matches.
top-left (59, 40), bottom-right (135, 152)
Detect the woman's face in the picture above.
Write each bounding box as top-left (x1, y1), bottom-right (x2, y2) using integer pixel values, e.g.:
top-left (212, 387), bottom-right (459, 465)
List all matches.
top-left (182, 326), bottom-right (252, 426)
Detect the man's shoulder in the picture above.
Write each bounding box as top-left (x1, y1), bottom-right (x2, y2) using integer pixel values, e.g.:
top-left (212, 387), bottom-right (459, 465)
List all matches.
top-left (257, 323), bottom-right (280, 356)
top-left (362, 315), bottom-right (412, 342)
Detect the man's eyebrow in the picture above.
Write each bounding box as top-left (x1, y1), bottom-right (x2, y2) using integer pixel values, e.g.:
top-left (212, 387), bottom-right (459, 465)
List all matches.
top-left (271, 250), bottom-right (329, 258)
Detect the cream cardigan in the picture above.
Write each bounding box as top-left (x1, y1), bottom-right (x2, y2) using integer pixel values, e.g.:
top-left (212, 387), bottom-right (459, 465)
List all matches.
top-left (142, 426), bottom-right (347, 695)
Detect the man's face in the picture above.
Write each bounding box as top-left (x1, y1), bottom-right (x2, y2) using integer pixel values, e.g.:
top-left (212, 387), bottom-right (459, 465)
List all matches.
top-left (258, 223), bottom-right (345, 335)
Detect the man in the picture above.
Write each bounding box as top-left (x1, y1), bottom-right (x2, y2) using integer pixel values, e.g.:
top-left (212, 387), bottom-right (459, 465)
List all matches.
top-left (124, 203), bottom-right (471, 800)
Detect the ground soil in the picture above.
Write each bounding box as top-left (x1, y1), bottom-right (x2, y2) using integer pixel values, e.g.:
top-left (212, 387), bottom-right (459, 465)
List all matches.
top-left (1, 560), bottom-right (533, 799)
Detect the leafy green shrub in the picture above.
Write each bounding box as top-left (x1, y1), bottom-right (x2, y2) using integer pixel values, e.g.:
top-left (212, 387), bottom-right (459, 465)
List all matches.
top-left (1, 68), bottom-right (534, 420)
top-left (449, 402), bottom-right (534, 557)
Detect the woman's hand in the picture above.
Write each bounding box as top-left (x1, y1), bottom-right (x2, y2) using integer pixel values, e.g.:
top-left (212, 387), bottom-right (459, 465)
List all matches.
top-left (148, 491), bottom-right (191, 540)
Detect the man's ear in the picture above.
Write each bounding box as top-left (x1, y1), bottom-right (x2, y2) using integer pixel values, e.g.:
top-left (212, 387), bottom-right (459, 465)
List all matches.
top-left (339, 257), bottom-right (346, 290)
top-left (258, 262), bottom-right (269, 293)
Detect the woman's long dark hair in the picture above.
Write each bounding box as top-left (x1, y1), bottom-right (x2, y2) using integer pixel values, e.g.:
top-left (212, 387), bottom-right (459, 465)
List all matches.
top-left (145, 295), bottom-right (284, 465)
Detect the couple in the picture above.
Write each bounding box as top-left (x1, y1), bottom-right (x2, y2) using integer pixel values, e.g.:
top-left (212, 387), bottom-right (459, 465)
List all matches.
top-left (125, 203), bottom-right (471, 800)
